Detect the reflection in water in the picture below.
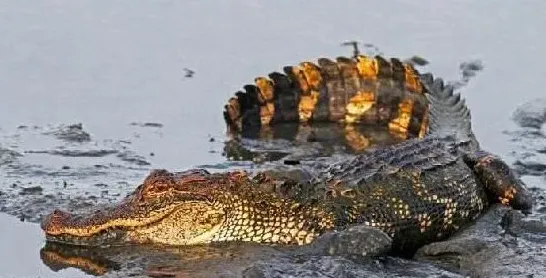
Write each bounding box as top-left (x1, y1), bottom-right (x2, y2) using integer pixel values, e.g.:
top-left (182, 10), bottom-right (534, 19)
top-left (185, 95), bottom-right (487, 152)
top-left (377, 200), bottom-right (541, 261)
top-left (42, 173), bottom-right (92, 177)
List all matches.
top-left (223, 122), bottom-right (412, 163)
top-left (40, 243), bottom-right (120, 276)
top-left (40, 241), bottom-right (289, 277)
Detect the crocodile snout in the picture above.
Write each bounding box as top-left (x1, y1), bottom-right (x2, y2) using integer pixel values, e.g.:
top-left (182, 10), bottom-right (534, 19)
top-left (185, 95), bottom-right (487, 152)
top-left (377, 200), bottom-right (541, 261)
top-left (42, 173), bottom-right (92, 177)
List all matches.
top-left (41, 209), bottom-right (73, 235)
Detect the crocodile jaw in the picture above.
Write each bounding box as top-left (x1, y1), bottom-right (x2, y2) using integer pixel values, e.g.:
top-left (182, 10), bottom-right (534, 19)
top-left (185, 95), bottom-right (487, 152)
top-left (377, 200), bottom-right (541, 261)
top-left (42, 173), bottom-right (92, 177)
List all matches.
top-left (41, 201), bottom-right (226, 247)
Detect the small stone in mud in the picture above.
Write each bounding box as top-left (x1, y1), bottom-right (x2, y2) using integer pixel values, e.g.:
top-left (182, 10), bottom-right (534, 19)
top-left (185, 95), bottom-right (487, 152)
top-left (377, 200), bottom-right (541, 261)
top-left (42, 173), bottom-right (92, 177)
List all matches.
top-left (117, 151), bottom-right (151, 166)
top-left (459, 60), bottom-right (484, 77)
top-left (513, 160), bottom-right (546, 176)
top-left (27, 149), bottom-right (118, 157)
top-left (501, 209), bottom-right (546, 236)
top-left (19, 186), bottom-right (43, 195)
top-left (283, 160), bottom-right (300, 166)
top-left (44, 123), bottom-right (92, 142)
top-left (447, 59), bottom-right (484, 90)
top-left (405, 55), bottom-right (429, 66)
top-left (130, 122), bottom-right (164, 128)
top-left (0, 147), bottom-right (23, 165)
top-left (512, 98), bottom-right (546, 129)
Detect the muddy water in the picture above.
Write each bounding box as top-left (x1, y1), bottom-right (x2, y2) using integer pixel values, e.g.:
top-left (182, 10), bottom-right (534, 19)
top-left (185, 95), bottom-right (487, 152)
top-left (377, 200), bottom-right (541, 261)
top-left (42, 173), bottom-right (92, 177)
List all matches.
top-left (0, 1), bottom-right (545, 277)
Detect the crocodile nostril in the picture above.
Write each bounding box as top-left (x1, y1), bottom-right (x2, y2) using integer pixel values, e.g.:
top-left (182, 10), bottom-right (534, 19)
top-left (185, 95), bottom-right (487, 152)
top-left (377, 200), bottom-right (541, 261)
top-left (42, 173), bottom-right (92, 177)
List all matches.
top-left (51, 209), bottom-right (71, 219)
top-left (41, 209), bottom-right (73, 231)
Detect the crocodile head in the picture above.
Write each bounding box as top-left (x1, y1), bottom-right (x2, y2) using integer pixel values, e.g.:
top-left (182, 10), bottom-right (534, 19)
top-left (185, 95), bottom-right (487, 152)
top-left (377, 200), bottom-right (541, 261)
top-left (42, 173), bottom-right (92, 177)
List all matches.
top-left (41, 169), bottom-right (334, 247)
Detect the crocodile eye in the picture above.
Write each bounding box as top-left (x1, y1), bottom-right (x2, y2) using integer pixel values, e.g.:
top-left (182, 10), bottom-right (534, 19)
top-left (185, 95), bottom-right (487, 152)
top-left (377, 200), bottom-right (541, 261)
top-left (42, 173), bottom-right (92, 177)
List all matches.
top-left (341, 189), bottom-right (356, 198)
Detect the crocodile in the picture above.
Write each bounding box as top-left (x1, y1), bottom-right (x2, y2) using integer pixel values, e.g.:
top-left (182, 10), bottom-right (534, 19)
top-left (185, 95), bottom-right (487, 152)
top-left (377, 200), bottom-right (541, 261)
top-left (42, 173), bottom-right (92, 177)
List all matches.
top-left (41, 54), bottom-right (533, 256)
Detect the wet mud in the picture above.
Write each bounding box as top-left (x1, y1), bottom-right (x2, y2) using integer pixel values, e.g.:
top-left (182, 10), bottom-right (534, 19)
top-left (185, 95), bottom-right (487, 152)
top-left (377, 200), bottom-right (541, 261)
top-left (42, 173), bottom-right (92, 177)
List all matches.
top-left (0, 123), bottom-right (153, 223)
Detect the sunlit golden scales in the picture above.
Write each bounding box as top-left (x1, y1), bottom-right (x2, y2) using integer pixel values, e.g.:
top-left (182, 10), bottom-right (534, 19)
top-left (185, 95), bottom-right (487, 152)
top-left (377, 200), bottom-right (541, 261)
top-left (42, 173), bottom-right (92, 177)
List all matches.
top-left (469, 191), bottom-right (485, 211)
top-left (425, 194), bottom-right (463, 229)
top-left (300, 62), bottom-right (322, 88)
top-left (223, 54), bottom-right (430, 146)
top-left (127, 203), bottom-right (224, 245)
top-left (225, 97), bottom-right (242, 130)
top-left (343, 55), bottom-right (378, 124)
top-left (292, 62), bottom-right (322, 122)
top-left (388, 197), bottom-right (411, 219)
top-left (417, 213), bottom-right (432, 233)
top-left (442, 200), bottom-right (457, 226)
top-left (388, 98), bottom-right (415, 139)
top-left (363, 219), bottom-right (395, 237)
top-left (403, 64), bottom-right (423, 94)
top-left (409, 171), bottom-right (428, 196)
top-left (499, 186), bottom-right (517, 205)
top-left (207, 189), bottom-right (335, 245)
top-left (255, 77), bottom-right (275, 126)
top-left (338, 59), bottom-right (365, 126)
top-left (345, 90), bottom-right (375, 124)
top-left (355, 55), bottom-right (379, 80)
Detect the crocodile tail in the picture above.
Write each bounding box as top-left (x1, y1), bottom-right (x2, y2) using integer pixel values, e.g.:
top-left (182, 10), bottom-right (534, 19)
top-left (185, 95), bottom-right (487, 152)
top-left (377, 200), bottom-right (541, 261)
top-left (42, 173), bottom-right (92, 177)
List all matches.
top-left (420, 73), bottom-right (478, 148)
top-left (224, 55), bottom-right (430, 141)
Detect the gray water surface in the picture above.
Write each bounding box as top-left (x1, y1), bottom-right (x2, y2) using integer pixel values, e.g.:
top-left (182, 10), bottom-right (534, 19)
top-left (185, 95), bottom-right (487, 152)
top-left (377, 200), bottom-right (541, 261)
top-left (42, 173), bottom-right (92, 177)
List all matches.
top-left (0, 213), bottom-right (91, 278)
top-left (1, 1), bottom-right (545, 277)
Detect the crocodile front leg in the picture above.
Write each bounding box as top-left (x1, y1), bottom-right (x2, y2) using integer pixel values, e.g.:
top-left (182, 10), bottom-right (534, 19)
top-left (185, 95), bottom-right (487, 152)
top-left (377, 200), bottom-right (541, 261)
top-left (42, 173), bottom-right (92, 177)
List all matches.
top-left (464, 151), bottom-right (533, 211)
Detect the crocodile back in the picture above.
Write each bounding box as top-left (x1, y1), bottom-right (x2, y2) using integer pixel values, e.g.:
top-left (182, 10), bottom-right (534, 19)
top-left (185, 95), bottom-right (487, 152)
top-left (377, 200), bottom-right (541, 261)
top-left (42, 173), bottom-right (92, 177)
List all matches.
top-left (320, 136), bottom-right (488, 252)
top-left (223, 55), bottom-right (430, 148)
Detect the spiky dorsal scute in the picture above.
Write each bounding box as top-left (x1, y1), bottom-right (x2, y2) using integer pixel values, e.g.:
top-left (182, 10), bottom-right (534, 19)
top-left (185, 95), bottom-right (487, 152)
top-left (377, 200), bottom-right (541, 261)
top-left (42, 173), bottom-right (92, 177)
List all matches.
top-left (420, 75), bottom-right (477, 148)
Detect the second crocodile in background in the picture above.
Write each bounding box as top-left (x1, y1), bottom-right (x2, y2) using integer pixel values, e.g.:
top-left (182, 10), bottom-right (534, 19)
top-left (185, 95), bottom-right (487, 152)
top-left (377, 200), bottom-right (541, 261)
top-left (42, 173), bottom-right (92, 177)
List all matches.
top-left (41, 54), bottom-right (533, 257)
